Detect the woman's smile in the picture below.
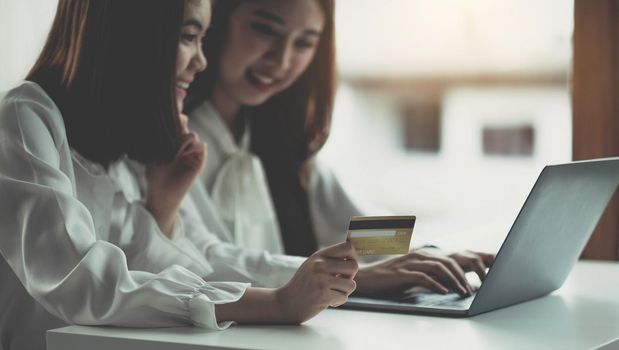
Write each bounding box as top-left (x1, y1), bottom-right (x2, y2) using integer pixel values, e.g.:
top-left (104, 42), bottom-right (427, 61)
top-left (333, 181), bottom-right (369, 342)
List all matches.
top-left (245, 69), bottom-right (280, 92)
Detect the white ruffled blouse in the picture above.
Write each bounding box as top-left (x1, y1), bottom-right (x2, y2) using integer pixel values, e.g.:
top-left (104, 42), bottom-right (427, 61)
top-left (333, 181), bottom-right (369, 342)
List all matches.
top-left (0, 82), bottom-right (249, 350)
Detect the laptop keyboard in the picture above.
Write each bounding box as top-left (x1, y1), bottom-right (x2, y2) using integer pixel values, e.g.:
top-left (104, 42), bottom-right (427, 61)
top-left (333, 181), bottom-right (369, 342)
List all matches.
top-left (345, 271), bottom-right (483, 311)
top-left (400, 290), bottom-right (477, 308)
top-left (400, 271), bottom-right (482, 308)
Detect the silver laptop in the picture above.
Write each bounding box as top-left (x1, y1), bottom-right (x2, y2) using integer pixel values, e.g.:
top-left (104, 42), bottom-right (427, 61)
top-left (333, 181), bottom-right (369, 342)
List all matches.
top-left (344, 157), bottom-right (619, 316)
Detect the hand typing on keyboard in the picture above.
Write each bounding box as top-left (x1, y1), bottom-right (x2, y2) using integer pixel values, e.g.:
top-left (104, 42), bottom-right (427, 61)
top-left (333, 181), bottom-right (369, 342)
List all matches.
top-left (354, 249), bottom-right (492, 298)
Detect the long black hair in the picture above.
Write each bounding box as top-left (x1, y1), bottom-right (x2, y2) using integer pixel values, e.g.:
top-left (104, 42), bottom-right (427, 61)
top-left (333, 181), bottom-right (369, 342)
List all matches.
top-left (27, 0), bottom-right (186, 166)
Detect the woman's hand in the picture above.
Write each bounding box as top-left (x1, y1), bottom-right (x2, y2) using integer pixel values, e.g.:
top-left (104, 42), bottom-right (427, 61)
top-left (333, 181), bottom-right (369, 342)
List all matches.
top-left (274, 241), bottom-right (359, 324)
top-left (354, 249), bottom-right (495, 297)
top-left (145, 114), bottom-right (206, 237)
top-left (215, 242), bottom-right (358, 325)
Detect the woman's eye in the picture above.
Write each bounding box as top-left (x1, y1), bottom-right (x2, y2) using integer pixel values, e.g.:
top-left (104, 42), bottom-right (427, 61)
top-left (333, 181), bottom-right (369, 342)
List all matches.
top-left (295, 40), bottom-right (316, 50)
top-left (181, 33), bottom-right (198, 43)
top-left (251, 23), bottom-right (278, 37)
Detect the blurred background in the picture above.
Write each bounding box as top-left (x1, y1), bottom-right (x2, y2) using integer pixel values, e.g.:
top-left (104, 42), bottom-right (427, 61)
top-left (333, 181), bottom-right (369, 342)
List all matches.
top-left (0, 0), bottom-right (575, 253)
top-left (321, 0), bottom-right (574, 252)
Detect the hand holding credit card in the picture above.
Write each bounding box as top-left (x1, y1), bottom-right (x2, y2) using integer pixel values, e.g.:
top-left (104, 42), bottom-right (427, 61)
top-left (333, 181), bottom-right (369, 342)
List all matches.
top-left (346, 216), bottom-right (415, 256)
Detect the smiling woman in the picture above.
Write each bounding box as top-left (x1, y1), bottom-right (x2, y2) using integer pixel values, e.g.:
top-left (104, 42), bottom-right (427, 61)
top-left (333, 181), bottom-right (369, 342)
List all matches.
top-left (0, 1), bottom-right (225, 348)
top-left (186, 0), bottom-right (336, 257)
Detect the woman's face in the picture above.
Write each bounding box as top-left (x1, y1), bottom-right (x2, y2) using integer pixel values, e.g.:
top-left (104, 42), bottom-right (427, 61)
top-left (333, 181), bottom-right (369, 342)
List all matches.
top-left (176, 0), bottom-right (211, 111)
top-left (216, 0), bottom-right (325, 107)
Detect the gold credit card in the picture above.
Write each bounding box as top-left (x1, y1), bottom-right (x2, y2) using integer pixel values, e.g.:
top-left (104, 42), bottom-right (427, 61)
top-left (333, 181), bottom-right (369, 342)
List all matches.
top-left (346, 216), bottom-right (415, 256)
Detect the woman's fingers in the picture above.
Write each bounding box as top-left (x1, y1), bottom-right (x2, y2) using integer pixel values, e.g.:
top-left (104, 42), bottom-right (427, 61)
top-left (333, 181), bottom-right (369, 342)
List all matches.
top-left (179, 113), bottom-right (189, 133)
top-left (467, 256), bottom-right (488, 281)
top-left (403, 271), bottom-right (449, 294)
top-left (182, 139), bottom-right (206, 160)
top-left (317, 241), bottom-right (356, 260)
top-left (177, 132), bottom-right (199, 156)
top-left (176, 135), bottom-right (194, 157)
top-left (405, 251), bottom-right (471, 294)
top-left (327, 275), bottom-right (357, 296)
top-left (436, 256), bottom-right (472, 293)
top-left (402, 260), bottom-right (468, 295)
top-left (327, 290), bottom-right (350, 308)
top-left (322, 258), bottom-right (359, 279)
top-left (174, 131), bottom-right (206, 171)
top-left (279, 246), bottom-right (359, 320)
top-left (450, 251), bottom-right (495, 281)
top-left (326, 277), bottom-right (356, 307)
top-left (475, 251), bottom-right (496, 267)
top-left (414, 252), bottom-right (471, 294)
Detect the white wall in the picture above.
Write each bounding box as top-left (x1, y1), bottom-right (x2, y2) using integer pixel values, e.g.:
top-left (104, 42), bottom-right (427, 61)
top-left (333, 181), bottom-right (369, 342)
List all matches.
top-left (0, 0), bottom-right (58, 93)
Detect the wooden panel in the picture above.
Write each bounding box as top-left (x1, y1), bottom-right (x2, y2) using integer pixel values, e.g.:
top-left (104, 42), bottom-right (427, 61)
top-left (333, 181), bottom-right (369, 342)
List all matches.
top-left (573, 0), bottom-right (619, 260)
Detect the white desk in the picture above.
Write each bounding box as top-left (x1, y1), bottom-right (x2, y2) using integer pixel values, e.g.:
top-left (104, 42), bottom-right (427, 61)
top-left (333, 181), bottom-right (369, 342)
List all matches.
top-left (47, 261), bottom-right (619, 350)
